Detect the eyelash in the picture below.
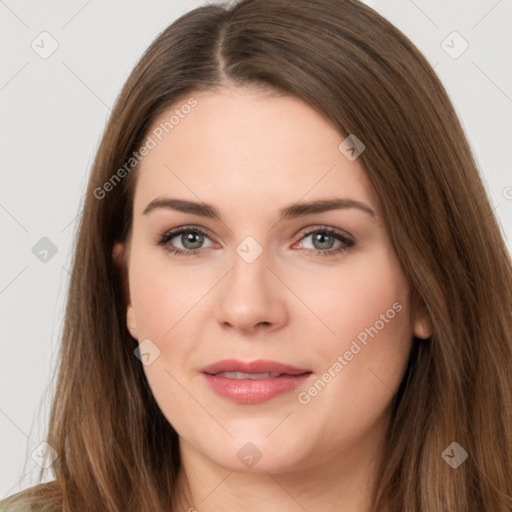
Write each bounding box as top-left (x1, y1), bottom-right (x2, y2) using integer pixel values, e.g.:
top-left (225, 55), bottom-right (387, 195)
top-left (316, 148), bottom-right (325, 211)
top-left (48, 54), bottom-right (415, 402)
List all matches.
top-left (155, 224), bottom-right (355, 258)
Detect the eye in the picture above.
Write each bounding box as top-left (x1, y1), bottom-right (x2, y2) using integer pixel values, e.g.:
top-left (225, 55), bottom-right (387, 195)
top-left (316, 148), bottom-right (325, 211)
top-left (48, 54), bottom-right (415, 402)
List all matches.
top-left (155, 225), bottom-right (355, 258)
top-left (155, 225), bottom-right (214, 256)
top-left (293, 226), bottom-right (355, 257)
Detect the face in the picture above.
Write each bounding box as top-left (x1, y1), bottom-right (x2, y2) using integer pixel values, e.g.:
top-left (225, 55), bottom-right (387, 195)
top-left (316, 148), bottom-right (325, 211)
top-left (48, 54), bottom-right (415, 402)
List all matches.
top-left (114, 86), bottom-right (431, 474)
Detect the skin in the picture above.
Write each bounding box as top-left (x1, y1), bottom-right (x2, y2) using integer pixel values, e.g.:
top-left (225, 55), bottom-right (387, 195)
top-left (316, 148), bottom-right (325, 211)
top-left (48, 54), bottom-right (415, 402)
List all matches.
top-left (113, 85), bottom-right (432, 512)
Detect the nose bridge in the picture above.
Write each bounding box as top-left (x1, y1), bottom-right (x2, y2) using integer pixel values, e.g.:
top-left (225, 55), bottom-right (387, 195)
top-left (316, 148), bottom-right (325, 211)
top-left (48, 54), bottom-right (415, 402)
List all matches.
top-left (229, 234), bottom-right (271, 293)
top-left (235, 234), bottom-right (266, 267)
top-left (214, 233), bottom-right (287, 331)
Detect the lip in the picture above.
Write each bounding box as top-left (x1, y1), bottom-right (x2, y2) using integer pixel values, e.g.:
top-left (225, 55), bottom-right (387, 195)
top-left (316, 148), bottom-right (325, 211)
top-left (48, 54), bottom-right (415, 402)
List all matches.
top-left (200, 359), bottom-right (313, 404)
top-left (200, 359), bottom-right (310, 375)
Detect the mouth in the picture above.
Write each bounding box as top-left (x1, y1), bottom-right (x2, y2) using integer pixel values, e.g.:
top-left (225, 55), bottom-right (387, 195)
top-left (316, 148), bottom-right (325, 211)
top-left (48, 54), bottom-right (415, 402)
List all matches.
top-left (200, 359), bottom-right (313, 404)
top-left (212, 371), bottom-right (292, 379)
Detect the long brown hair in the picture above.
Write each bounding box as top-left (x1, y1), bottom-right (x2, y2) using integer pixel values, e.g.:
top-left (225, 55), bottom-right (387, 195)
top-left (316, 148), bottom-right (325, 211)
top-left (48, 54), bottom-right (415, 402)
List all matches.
top-left (3, 0), bottom-right (511, 510)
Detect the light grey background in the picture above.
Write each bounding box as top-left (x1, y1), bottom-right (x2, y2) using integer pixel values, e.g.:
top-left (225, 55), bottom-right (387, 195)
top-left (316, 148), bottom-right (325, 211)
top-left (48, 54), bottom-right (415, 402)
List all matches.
top-left (1, 0), bottom-right (511, 498)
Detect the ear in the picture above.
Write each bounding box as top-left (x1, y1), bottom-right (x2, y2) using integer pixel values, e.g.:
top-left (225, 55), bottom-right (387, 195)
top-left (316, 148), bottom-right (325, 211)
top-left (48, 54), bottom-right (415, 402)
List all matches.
top-left (412, 295), bottom-right (433, 340)
top-left (112, 242), bottom-right (138, 339)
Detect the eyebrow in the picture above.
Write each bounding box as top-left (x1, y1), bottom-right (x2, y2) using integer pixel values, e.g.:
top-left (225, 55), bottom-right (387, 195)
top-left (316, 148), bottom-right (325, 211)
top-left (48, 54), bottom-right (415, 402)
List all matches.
top-left (142, 197), bottom-right (375, 220)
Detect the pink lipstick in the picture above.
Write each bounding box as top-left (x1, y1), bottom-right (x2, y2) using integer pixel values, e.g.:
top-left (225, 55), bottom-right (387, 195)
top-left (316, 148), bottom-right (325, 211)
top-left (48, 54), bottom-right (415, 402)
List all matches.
top-left (200, 359), bottom-right (312, 404)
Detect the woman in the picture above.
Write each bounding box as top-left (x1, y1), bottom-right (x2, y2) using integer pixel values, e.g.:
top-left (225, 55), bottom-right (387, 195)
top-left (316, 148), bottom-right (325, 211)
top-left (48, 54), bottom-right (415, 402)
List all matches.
top-left (2, 0), bottom-right (511, 510)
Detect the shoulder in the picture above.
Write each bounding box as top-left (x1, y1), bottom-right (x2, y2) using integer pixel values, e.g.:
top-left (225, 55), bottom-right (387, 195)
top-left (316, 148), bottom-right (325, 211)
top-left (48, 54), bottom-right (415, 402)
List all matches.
top-left (0, 492), bottom-right (31, 512)
top-left (0, 482), bottom-right (60, 512)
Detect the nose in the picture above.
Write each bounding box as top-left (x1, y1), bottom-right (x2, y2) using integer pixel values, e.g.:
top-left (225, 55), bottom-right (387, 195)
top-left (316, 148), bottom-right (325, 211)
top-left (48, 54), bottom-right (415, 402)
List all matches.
top-left (214, 248), bottom-right (288, 335)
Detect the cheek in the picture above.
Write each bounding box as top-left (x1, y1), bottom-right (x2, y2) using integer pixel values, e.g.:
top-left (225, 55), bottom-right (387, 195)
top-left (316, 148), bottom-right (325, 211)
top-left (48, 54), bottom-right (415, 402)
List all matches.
top-left (302, 248), bottom-right (413, 406)
top-left (127, 243), bottom-right (213, 400)
top-left (315, 260), bottom-right (413, 425)
top-left (127, 247), bottom-right (200, 425)
top-left (301, 247), bottom-right (412, 357)
top-left (128, 243), bottom-right (208, 337)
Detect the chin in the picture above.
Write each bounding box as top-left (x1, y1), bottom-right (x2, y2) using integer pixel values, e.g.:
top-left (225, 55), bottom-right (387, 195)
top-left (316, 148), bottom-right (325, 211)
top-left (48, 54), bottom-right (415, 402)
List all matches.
top-left (195, 432), bottom-right (310, 474)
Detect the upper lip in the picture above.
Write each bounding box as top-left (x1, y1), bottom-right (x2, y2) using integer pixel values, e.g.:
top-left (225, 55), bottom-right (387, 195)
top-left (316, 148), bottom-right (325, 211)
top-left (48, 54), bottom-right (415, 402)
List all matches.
top-left (201, 359), bottom-right (311, 376)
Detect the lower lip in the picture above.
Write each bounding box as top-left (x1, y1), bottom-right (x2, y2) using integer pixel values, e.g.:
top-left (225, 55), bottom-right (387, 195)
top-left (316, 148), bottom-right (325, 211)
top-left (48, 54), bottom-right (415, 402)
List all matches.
top-left (202, 373), bottom-right (312, 404)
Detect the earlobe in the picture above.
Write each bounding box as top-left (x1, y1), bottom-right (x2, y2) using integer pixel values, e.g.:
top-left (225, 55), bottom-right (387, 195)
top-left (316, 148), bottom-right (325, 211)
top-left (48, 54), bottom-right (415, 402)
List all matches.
top-left (413, 305), bottom-right (433, 340)
top-left (414, 317), bottom-right (433, 340)
top-left (410, 288), bottom-right (433, 340)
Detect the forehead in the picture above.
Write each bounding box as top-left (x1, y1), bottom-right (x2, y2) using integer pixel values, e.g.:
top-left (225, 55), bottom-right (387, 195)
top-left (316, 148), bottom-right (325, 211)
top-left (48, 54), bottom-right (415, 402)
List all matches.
top-left (133, 87), bottom-right (378, 220)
